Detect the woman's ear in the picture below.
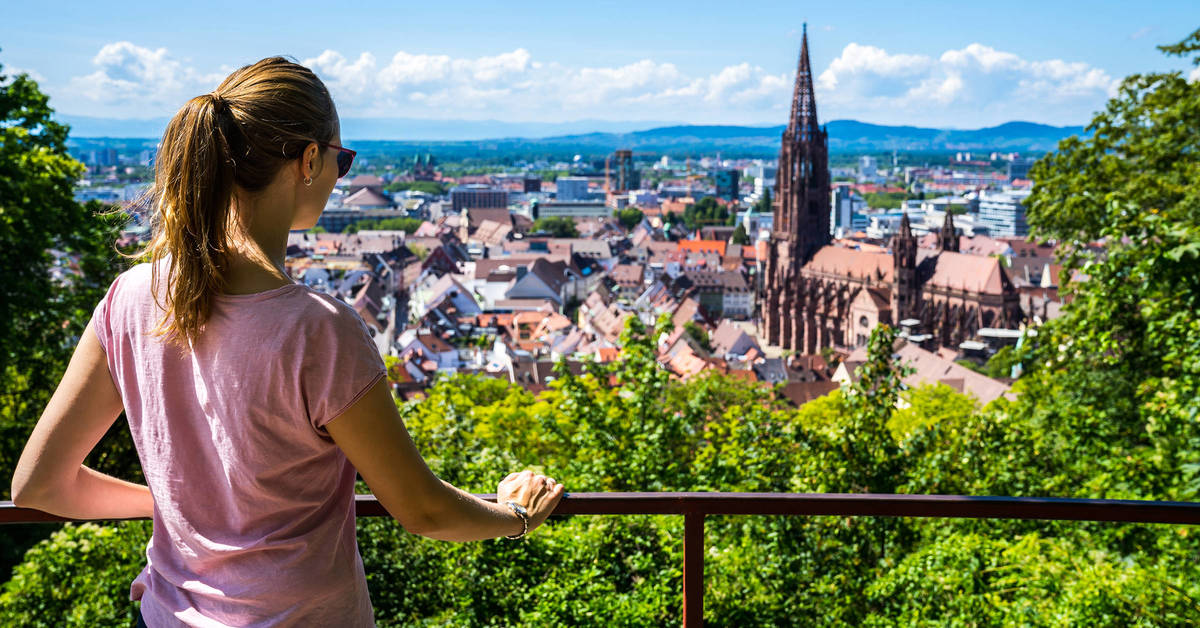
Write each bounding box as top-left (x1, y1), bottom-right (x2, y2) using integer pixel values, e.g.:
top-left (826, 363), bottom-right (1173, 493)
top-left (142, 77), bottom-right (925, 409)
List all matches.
top-left (301, 142), bottom-right (321, 180)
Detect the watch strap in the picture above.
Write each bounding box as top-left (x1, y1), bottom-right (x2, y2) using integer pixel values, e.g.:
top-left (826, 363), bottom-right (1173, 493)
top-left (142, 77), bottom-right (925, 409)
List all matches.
top-left (504, 501), bottom-right (528, 540)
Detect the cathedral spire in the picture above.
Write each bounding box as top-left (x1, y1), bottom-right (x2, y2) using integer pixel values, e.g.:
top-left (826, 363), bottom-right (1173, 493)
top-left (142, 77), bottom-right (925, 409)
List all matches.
top-left (939, 210), bottom-right (960, 252)
top-left (899, 211), bottom-right (913, 240)
top-left (788, 23), bottom-right (819, 142)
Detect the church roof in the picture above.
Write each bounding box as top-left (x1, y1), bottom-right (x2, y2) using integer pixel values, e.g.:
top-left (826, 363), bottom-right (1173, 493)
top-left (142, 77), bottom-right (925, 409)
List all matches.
top-left (343, 187), bottom-right (393, 208)
top-left (804, 246), bottom-right (894, 282)
top-left (926, 251), bottom-right (1008, 294)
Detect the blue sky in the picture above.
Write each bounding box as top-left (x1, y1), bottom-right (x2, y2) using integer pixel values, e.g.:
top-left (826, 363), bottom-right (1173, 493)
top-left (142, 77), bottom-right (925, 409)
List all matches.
top-left (2, 1), bottom-right (1197, 128)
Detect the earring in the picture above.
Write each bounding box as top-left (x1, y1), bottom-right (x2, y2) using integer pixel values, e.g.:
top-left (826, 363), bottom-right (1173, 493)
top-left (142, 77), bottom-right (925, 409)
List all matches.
top-left (303, 176), bottom-right (313, 186)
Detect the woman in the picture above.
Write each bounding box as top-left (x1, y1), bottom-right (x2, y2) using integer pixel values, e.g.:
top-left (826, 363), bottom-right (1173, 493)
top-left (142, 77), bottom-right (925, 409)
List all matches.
top-left (10, 56), bottom-right (563, 627)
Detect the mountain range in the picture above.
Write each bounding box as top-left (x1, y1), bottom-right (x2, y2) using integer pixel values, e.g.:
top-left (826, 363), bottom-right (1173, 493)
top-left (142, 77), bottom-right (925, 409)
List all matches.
top-left (60, 115), bottom-right (1084, 155)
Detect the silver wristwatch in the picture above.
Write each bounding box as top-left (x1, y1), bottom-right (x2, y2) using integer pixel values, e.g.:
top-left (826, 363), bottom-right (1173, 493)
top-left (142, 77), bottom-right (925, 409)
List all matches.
top-left (504, 501), bottom-right (528, 540)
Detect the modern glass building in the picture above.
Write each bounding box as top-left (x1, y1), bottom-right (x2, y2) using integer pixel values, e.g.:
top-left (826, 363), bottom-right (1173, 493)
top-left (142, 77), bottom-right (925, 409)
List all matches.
top-left (976, 189), bottom-right (1032, 237)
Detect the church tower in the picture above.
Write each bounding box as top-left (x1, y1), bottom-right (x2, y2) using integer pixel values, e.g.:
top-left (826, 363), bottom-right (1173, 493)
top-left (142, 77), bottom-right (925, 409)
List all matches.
top-left (763, 24), bottom-right (831, 352)
top-left (892, 212), bottom-right (920, 321)
top-left (939, 209), bottom-right (960, 252)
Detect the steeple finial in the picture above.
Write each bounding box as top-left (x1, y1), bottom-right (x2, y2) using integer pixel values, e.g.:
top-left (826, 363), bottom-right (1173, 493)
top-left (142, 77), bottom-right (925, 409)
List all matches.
top-left (899, 211), bottom-right (913, 239)
top-left (788, 24), bottom-right (819, 141)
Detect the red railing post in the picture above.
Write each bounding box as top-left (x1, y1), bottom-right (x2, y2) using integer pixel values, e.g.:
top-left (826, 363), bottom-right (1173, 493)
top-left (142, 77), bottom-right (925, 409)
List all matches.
top-left (683, 512), bottom-right (705, 627)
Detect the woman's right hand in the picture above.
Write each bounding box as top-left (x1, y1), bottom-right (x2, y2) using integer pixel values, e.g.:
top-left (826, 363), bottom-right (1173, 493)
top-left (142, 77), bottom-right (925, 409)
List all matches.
top-left (497, 470), bottom-right (565, 535)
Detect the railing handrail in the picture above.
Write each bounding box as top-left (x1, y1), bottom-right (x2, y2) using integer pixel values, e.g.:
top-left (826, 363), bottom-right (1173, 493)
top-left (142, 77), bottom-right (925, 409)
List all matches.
top-left (5, 491), bottom-right (1200, 524)
top-left (6, 493), bottom-right (1199, 627)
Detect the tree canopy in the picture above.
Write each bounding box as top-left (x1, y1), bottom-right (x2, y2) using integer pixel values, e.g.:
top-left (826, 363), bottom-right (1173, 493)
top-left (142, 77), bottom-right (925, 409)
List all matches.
top-left (531, 216), bottom-right (578, 238)
top-left (614, 207), bottom-right (643, 231)
top-left (680, 196), bottom-right (735, 231)
top-left (343, 217), bottom-right (425, 234)
top-left (0, 60), bottom-right (135, 578)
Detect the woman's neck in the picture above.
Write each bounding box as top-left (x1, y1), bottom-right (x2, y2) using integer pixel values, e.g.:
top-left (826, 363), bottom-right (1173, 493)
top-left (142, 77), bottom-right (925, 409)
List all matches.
top-left (221, 192), bottom-right (295, 295)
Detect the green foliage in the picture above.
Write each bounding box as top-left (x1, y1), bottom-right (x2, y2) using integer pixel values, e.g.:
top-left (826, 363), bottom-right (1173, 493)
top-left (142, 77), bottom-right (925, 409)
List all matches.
top-left (1021, 32), bottom-right (1200, 504)
top-left (0, 62), bottom-right (136, 499)
top-left (682, 321), bottom-right (711, 353)
top-left (982, 345), bottom-right (1023, 379)
top-left (344, 217), bottom-right (424, 234)
top-left (753, 189), bottom-right (771, 215)
top-left (6, 309), bottom-right (1200, 624)
top-left (615, 207), bottom-right (644, 231)
top-left (888, 383), bottom-right (979, 441)
top-left (730, 223), bottom-right (748, 245)
top-left (0, 59), bottom-right (142, 582)
top-left (681, 197), bottom-right (733, 230)
top-left (0, 522), bottom-right (150, 626)
top-left (531, 216), bottom-right (578, 238)
top-left (866, 531), bottom-right (1200, 626)
top-left (863, 191), bottom-right (912, 210)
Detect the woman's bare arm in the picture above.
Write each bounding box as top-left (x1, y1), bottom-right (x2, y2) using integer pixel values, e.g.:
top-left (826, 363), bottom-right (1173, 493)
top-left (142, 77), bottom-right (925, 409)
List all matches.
top-left (10, 319), bottom-right (153, 519)
top-left (325, 378), bottom-right (562, 541)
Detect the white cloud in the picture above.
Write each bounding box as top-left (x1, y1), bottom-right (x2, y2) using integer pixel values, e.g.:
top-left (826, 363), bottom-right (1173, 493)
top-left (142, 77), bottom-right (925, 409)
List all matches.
top-left (815, 41), bottom-right (1119, 126)
top-left (300, 47), bottom-right (789, 121)
top-left (53, 40), bottom-right (1121, 126)
top-left (2, 66), bottom-right (46, 84)
top-left (1189, 67), bottom-right (1200, 83)
top-left (305, 51), bottom-right (378, 96)
top-left (64, 42), bottom-right (222, 112)
top-left (1130, 26), bottom-right (1153, 40)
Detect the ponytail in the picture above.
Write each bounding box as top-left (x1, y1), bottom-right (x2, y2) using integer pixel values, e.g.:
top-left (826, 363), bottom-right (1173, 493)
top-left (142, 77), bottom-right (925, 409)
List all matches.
top-left (132, 57), bottom-right (336, 347)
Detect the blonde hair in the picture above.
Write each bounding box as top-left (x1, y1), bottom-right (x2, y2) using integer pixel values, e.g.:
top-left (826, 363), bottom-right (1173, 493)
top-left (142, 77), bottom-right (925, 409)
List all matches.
top-left (136, 56), bottom-right (337, 346)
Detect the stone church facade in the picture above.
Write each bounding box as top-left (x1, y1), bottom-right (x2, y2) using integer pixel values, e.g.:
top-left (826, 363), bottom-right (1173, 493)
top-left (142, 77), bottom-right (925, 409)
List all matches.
top-left (762, 28), bottom-right (1025, 355)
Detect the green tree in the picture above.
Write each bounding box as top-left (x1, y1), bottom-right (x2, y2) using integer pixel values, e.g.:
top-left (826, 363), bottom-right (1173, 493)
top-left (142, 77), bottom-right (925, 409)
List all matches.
top-left (863, 191), bottom-right (912, 210)
top-left (531, 216), bottom-right (578, 238)
top-left (729, 223), bottom-right (748, 245)
top-left (344, 217), bottom-right (424, 234)
top-left (0, 62), bottom-right (133, 497)
top-left (1019, 28), bottom-right (1200, 502)
top-left (0, 60), bottom-right (137, 580)
top-left (754, 188), bottom-right (771, 215)
top-left (614, 207), bottom-right (644, 231)
top-left (681, 197), bottom-right (731, 230)
top-left (682, 321), bottom-right (711, 353)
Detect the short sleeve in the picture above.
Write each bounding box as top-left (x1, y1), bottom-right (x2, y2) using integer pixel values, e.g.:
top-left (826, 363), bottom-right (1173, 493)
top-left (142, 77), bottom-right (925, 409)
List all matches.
top-left (91, 274), bottom-right (122, 355)
top-left (301, 301), bottom-right (388, 434)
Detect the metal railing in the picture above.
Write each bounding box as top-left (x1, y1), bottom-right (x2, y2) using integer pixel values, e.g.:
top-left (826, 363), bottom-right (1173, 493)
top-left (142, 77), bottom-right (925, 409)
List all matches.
top-left (6, 492), bottom-right (1200, 627)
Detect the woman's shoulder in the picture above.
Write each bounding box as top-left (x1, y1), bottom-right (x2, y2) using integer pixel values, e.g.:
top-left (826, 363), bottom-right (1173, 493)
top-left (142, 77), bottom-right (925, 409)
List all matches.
top-left (286, 286), bottom-right (374, 335)
top-left (103, 261), bottom-right (158, 300)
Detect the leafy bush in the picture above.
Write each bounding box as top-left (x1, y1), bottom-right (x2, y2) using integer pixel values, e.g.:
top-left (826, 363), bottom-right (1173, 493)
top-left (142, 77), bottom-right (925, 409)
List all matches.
top-left (0, 522), bottom-right (149, 627)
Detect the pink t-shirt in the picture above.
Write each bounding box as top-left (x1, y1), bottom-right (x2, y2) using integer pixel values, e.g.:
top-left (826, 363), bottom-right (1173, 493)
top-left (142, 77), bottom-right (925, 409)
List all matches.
top-left (92, 261), bottom-right (385, 627)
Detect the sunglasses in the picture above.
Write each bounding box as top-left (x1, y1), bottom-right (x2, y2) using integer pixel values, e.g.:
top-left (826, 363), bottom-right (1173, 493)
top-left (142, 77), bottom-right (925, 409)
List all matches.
top-left (325, 143), bottom-right (357, 178)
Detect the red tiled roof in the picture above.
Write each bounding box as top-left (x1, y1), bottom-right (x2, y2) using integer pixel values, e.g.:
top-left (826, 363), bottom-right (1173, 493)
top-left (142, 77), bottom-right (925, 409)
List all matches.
top-left (804, 246), bottom-right (894, 282)
top-left (926, 252), bottom-right (1008, 295)
top-left (678, 239), bottom-right (727, 257)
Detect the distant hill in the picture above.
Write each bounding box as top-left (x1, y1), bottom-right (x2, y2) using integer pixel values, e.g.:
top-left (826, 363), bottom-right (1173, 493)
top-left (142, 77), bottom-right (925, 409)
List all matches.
top-left (530, 120), bottom-right (1084, 153)
top-left (57, 115), bottom-right (676, 142)
top-left (61, 115), bottom-right (1084, 157)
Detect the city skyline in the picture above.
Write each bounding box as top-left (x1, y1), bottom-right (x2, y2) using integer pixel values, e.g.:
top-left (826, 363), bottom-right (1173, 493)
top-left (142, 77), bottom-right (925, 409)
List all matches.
top-left (2, 1), bottom-right (1197, 128)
